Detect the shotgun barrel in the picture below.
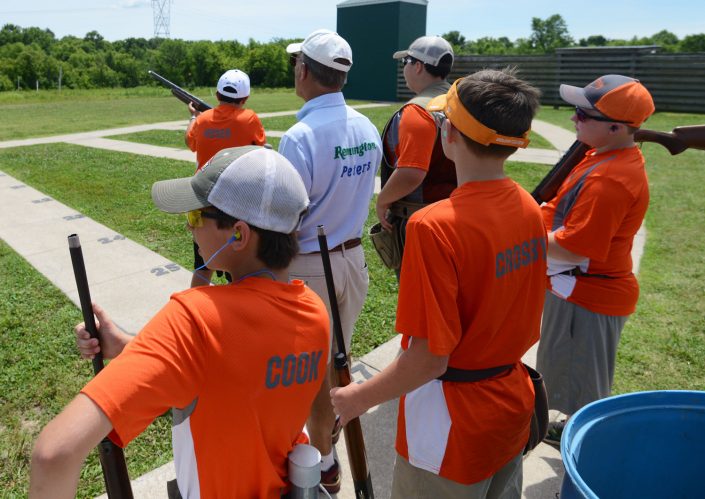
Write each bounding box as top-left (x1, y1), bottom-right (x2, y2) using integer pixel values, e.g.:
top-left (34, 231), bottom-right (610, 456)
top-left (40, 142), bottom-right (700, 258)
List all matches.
top-left (531, 124), bottom-right (705, 204)
top-left (316, 226), bottom-right (374, 499)
top-left (68, 234), bottom-right (134, 499)
top-left (148, 70), bottom-right (212, 113)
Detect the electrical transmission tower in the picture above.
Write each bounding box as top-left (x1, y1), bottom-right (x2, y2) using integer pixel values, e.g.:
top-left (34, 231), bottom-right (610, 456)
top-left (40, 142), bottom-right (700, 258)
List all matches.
top-left (152, 0), bottom-right (173, 38)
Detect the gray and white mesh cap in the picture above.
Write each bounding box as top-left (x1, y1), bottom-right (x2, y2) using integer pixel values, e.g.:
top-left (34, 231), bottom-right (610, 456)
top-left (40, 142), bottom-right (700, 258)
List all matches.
top-left (151, 146), bottom-right (309, 233)
top-left (392, 35), bottom-right (454, 66)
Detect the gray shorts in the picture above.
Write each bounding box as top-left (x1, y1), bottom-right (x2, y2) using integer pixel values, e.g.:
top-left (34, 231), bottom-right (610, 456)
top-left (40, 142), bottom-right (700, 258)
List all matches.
top-left (536, 290), bottom-right (628, 415)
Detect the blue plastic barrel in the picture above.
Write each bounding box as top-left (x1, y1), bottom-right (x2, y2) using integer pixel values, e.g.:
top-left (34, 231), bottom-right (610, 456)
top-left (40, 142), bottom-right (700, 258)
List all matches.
top-left (560, 390), bottom-right (705, 499)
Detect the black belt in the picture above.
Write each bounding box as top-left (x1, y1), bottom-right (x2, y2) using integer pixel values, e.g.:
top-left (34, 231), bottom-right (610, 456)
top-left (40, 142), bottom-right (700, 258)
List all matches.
top-left (438, 364), bottom-right (514, 382)
top-left (557, 267), bottom-right (616, 279)
top-left (310, 238), bottom-right (361, 254)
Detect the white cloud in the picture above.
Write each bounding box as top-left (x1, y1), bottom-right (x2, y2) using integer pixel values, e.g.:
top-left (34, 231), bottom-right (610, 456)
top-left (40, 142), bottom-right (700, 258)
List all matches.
top-left (118, 0), bottom-right (150, 9)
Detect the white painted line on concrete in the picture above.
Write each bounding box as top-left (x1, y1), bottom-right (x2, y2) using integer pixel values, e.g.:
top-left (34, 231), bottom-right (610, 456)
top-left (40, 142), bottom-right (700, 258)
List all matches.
top-left (69, 137), bottom-right (196, 163)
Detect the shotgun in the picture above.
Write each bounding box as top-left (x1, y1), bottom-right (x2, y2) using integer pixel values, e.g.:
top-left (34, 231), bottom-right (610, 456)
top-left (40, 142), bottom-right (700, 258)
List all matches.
top-left (531, 124), bottom-right (705, 204)
top-left (317, 226), bottom-right (374, 499)
top-left (68, 234), bottom-right (134, 499)
top-left (148, 70), bottom-right (212, 113)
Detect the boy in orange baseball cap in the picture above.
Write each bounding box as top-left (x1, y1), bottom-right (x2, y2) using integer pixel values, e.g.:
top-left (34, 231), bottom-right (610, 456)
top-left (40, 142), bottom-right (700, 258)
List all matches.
top-left (536, 74), bottom-right (655, 445)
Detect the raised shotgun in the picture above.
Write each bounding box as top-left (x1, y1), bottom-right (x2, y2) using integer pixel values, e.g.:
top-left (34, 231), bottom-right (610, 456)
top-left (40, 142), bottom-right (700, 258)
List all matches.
top-left (317, 225), bottom-right (374, 499)
top-left (531, 124), bottom-right (705, 204)
top-left (68, 234), bottom-right (134, 499)
top-left (148, 70), bottom-right (212, 113)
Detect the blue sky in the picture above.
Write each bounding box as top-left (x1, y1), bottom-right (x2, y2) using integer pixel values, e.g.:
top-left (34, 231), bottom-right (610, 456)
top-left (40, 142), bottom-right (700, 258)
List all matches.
top-left (1, 0), bottom-right (703, 43)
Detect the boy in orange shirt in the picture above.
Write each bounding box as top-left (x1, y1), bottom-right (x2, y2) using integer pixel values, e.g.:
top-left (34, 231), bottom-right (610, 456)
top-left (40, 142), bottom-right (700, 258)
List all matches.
top-left (376, 36), bottom-right (457, 273)
top-left (30, 146), bottom-right (329, 498)
top-left (185, 69), bottom-right (266, 287)
top-left (536, 75), bottom-right (655, 444)
top-left (331, 70), bottom-right (546, 498)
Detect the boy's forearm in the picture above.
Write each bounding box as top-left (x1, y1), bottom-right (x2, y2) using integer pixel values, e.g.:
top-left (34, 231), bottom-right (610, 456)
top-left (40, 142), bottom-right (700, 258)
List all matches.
top-left (29, 453), bottom-right (84, 499)
top-left (30, 394), bottom-right (113, 498)
top-left (548, 230), bottom-right (587, 264)
top-left (377, 167), bottom-right (427, 207)
top-left (364, 339), bottom-right (446, 405)
top-left (333, 337), bottom-right (448, 423)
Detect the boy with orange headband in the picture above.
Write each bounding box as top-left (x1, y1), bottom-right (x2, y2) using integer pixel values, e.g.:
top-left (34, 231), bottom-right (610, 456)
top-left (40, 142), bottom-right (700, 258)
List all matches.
top-left (331, 69), bottom-right (546, 498)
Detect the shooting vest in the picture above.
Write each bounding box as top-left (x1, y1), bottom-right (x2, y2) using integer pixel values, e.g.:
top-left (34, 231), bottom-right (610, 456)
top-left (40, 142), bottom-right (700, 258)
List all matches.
top-left (380, 81), bottom-right (457, 210)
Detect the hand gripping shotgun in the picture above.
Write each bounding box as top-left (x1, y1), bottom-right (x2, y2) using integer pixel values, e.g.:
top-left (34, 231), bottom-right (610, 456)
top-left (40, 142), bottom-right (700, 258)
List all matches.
top-left (317, 226), bottom-right (374, 499)
top-left (68, 234), bottom-right (134, 499)
top-left (148, 70), bottom-right (212, 113)
top-left (531, 124), bottom-right (705, 204)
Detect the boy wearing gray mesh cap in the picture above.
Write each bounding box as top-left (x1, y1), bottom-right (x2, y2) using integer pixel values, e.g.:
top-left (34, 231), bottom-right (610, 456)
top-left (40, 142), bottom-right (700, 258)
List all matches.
top-left (376, 36), bottom-right (456, 276)
top-left (30, 146), bottom-right (330, 498)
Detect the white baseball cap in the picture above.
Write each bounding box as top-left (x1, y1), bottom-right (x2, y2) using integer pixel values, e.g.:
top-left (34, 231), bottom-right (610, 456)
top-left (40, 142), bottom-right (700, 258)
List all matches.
top-left (217, 69), bottom-right (250, 99)
top-left (286, 29), bottom-right (353, 73)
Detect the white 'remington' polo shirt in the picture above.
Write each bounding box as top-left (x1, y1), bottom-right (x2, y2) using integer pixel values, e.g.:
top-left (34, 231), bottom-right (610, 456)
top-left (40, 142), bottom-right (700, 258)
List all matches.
top-left (279, 92), bottom-right (382, 252)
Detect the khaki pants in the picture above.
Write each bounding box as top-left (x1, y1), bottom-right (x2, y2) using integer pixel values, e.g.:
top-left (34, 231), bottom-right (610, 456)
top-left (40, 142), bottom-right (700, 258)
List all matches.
top-left (391, 452), bottom-right (523, 499)
top-left (288, 245), bottom-right (368, 356)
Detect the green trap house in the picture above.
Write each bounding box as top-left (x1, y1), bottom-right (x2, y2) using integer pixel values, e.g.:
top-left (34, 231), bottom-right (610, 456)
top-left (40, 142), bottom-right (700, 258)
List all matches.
top-left (337, 0), bottom-right (427, 101)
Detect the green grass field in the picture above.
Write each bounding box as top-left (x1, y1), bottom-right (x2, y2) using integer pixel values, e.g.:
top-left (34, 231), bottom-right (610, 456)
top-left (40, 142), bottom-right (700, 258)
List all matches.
top-left (1, 88), bottom-right (703, 497)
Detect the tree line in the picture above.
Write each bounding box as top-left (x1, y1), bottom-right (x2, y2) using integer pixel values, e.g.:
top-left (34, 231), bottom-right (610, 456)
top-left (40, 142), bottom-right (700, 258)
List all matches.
top-left (2, 16), bottom-right (704, 92)
top-left (0, 24), bottom-right (296, 91)
top-left (443, 14), bottom-right (705, 55)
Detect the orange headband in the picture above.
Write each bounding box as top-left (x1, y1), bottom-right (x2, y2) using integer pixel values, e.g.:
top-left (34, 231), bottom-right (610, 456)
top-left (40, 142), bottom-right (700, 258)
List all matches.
top-left (428, 79), bottom-right (530, 148)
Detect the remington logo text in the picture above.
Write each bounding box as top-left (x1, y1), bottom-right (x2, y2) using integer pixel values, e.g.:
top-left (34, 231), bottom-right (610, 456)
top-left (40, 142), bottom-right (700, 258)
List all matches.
top-left (334, 142), bottom-right (377, 160)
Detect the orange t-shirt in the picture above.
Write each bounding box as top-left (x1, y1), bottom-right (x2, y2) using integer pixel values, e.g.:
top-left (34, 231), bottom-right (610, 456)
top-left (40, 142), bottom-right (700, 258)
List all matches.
top-left (395, 178), bottom-right (547, 484)
top-left (541, 146), bottom-right (648, 315)
top-left (391, 104), bottom-right (437, 172)
top-left (186, 104), bottom-right (266, 169)
top-left (384, 104), bottom-right (456, 202)
top-left (82, 278), bottom-right (329, 498)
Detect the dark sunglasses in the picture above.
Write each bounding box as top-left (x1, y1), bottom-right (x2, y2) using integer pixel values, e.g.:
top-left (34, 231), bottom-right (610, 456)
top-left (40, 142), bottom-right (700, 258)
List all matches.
top-left (574, 106), bottom-right (626, 124)
top-left (401, 56), bottom-right (419, 66)
top-left (289, 54), bottom-right (300, 67)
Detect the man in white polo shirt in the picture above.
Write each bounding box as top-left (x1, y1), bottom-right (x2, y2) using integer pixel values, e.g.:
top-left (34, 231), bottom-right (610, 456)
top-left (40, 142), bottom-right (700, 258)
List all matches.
top-left (279, 28), bottom-right (382, 494)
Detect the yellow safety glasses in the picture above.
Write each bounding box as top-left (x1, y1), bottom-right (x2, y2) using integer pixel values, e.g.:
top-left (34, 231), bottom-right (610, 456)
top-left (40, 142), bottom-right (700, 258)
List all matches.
top-left (186, 209), bottom-right (223, 228)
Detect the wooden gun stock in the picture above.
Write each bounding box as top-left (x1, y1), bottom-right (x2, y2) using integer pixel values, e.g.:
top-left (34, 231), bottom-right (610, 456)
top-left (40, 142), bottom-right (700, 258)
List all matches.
top-left (531, 124), bottom-right (705, 204)
top-left (148, 70), bottom-right (212, 113)
top-left (634, 125), bottom-right (705, 155)
top-left (531, 141), bottom-right (589, 204)
top-left (68, 235), bottom-right (134, 499)
top-left (317, 226), bottom-right (374, 499)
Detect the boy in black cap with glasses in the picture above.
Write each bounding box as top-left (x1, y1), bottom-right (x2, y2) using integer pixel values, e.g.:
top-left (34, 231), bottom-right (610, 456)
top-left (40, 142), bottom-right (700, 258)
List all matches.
top-left (536, 75), bottom-right (655, 444)
top-left (30, 146), bottom-right (329, 498)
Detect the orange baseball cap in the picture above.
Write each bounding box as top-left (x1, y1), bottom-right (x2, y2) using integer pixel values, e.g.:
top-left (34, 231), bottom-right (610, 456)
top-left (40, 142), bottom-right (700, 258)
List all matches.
top-left (559, 74), bottom-right (655, 127)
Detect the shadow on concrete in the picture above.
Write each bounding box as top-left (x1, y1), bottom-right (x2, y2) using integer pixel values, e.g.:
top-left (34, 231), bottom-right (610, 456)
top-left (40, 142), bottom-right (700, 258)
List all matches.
top-left (523, 456), bottom-right (564, 499)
